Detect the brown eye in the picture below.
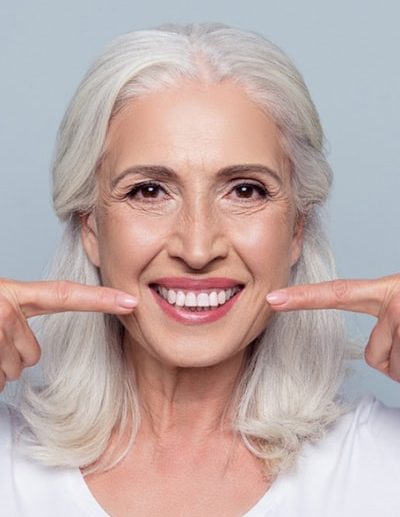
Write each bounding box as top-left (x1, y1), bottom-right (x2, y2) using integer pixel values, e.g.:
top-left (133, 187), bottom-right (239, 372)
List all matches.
top-left (232, 183), bottom-right (269, 199)
top-left (127, 182), bottom-right (166, 200)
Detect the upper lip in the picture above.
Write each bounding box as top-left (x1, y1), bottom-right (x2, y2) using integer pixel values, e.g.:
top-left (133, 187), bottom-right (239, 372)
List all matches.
top-left (150, 277), bottom-right (244, 290)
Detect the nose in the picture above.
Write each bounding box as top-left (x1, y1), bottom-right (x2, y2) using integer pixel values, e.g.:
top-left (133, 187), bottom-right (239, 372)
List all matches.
top-left (166, 198), bottom-right (229, 270)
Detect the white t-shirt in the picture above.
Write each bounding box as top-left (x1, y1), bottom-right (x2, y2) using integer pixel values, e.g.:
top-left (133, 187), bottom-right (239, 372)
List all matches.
top-left (1, 394), bottom-right (400, 516)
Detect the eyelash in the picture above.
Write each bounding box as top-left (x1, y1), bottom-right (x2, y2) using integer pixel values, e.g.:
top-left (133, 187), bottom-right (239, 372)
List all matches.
top-left (125, 181), bottom-right (271, 202)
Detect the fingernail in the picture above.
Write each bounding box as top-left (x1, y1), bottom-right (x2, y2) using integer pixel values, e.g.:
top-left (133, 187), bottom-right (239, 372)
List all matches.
top-left (266, 291), bottom-right (288, 305)
top-left (116, 294), bottom-right (137, 308)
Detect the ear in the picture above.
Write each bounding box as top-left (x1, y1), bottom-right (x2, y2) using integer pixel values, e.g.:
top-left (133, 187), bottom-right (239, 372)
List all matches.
top-left (290, 214), bottom-right (305, 267)
top-left (80, 211), bottom-right (101, 267)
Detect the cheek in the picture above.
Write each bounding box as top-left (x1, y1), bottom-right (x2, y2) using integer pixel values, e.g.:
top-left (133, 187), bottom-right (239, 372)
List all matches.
top-left (96, 212), bottom-right (169, 284)
top-left (95, 205), bottom-right (295, 290)
top-left (229, 214), bottom-right (294, 281)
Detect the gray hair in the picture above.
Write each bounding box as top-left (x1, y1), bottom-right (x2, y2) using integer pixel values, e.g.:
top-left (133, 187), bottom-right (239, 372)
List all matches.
top-left (11, 22), bottom-right (361, 477)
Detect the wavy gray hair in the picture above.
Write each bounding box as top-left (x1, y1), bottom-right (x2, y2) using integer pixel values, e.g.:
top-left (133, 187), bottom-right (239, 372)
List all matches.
top-left (10, 22), bottom-right (361, 477)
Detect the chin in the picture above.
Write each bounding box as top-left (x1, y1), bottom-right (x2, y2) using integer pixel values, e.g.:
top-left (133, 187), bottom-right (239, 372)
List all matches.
top-left (152, 341), bottom-right (243, 369)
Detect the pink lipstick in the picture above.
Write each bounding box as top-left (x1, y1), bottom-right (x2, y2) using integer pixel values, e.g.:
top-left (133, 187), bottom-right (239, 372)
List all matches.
top-left (148, 278), bottom-right (244, 325)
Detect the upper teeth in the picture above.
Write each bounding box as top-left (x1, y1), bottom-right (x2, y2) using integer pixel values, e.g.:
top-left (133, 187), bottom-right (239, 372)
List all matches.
top-left (154, 285), bottom-right (241, 308)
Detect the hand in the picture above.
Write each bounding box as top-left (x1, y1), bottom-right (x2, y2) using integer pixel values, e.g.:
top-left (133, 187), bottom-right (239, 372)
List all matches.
top-left (0, 278), bottom-right (137, 392)
top-left (266, 274), bottom-right (400, 383)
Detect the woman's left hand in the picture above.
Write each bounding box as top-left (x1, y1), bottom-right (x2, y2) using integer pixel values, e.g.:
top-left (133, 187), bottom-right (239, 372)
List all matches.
top-left (266, 274), bottom-right (400, 383)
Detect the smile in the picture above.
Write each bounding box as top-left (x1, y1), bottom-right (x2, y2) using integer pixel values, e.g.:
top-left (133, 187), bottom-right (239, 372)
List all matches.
top-left (152, 284), bottom-right (242, 309)
top-left (149, 283), bottom-right (244, 325)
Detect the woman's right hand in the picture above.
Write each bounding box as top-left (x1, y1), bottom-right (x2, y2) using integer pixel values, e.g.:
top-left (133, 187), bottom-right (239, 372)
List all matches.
top-left (0, 279), bottom-right (138, 392)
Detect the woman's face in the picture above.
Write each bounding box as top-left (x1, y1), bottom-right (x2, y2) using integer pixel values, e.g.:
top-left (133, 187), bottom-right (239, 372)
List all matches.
top-left (82, 81), bottom-right (303, 368)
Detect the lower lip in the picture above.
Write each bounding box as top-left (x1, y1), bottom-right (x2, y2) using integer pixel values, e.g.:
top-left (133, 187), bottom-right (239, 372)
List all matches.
top-left (149, 287), bottom-right (243, 325)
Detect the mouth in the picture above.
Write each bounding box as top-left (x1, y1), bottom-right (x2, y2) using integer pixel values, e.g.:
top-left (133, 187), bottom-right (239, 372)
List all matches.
top-left (148, 282), bottom-right (245, 324)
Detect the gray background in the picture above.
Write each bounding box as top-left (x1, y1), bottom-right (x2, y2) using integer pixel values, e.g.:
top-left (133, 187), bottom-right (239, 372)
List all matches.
top-left (1, 0), bottom-right (399, 404)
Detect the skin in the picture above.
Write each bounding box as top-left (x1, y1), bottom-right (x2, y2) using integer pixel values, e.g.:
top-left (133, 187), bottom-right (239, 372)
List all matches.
top-left (0, 280), bottom-right (137, 386)
top-left (267, 275), bottom-right (400, 382)
top-left (80, 80), bottom-right (303, 438)
top-left (78, 81), bottom-right (305, 514)
top-left (0, 80), bottom-right (399, 514)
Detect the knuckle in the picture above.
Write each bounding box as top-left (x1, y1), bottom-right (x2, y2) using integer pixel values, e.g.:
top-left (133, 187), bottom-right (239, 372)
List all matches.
top-left (364, 345), bottom-right (377, 367)
top-left (0, 339), bottom-right (12, 357)
top-left (96, 289), bottom-right (111, 307)
top-left (22, 345), bottom-right (41, 367)
top-left (386, 299), bottom-right (400, 320)
top-left (330, 280), bottom-right (350, 304)
top-left (387, 355), bottom-right (400, 382)
top-left (4, 364), bottom-right (22, 381)
top-left (0, 301), bottom-right (14, 323)
top-left (0, 278), bottom-right (12, 291)
top-left (55, 281), bottom-right (72, 305)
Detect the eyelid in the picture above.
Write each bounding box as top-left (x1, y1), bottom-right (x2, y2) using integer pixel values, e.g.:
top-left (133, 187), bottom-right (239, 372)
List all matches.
top-left (125, 180), bottom-right (169, 200)
top-left (122, 179), bottom-right (272, 201)
top-left (228, 179), bottom-right (271, 195)
top-left (129, 180), bottom-right (166, 190)
top-left (229, 178), bottom-right (267, 187)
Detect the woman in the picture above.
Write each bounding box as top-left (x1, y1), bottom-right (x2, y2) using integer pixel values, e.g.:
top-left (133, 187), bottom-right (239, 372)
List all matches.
top-left (1, 22), bottom-right (400, 516)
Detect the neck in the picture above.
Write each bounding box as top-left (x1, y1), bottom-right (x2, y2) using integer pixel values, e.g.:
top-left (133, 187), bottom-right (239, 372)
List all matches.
top-left (124, 337), bottom-right (249, 445)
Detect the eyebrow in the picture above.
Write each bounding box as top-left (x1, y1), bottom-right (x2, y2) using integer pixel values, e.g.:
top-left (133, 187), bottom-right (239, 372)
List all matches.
top-left (111, 163), bottom-right (282, 188)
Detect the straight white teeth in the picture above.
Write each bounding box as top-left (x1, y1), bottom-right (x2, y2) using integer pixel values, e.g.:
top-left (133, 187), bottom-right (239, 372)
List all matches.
top-left (153, 285), bottom-right (241, 309)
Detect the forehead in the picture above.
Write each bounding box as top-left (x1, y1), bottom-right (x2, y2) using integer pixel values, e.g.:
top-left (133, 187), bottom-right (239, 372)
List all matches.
top-left (103, 81), bottom-right (286, 177)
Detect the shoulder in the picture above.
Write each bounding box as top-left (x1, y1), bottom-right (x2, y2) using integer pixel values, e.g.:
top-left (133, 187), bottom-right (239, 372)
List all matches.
top-left (337, 393), bottom-right (400, 448)
top-left (280, 395), bottom-right (400, 516)
top-left (358, 393), bottom-right (400, 437)
top-left (0, 399), bottom-right (89, 516)
top-left (312, 394), bottom-right (400, 453)
top-left (298, 393), bottom-right (400, 477)
top-left (350, 393), bottom-right (400, 464)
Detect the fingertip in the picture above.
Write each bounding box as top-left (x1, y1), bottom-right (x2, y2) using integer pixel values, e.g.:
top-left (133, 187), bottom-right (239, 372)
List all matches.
top-left (115, 294), bottom-right (138, 310)
top-left (266, 291), bottom-right (289, 306)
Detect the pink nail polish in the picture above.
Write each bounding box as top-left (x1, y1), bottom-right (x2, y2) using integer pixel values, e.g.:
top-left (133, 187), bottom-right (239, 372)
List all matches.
top-left (266, 291), bottom-right (288, 305)
top-left (116, 294), bottom-right (137, 308)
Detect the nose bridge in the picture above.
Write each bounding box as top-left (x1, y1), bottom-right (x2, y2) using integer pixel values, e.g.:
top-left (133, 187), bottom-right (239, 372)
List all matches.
top-left (187, 191), bottom-right (212, 234)
top-left (167, 189), bottom-right (228, 269)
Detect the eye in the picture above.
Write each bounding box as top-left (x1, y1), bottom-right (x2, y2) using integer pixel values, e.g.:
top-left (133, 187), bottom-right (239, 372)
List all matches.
top-left (126, 182), bottom-right (167, 200)
top-left (230, 182), bottom-right (270, 200)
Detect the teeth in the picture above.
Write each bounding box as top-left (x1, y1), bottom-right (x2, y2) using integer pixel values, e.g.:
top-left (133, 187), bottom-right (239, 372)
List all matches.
top-left (217, 291), bottom-right (226, 305)
top-left (185, 292), bottom-right (197, 307)
top-left (209, 292), bottom-right (218, 307)
top-left (197, 293), bottom-right (209, 307)
top-left (176, 291), bottom-right (186, 307)
top-left (167, 290), bottom-right (177, 304)
top-left (154, 285), bottom-right (241, 309)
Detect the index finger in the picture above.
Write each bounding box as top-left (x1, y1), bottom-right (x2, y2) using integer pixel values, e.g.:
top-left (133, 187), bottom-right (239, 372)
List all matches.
top-left (266, 278), bottom-right (386, 317)
top-left (1, 279), bottom-right (138, 318)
